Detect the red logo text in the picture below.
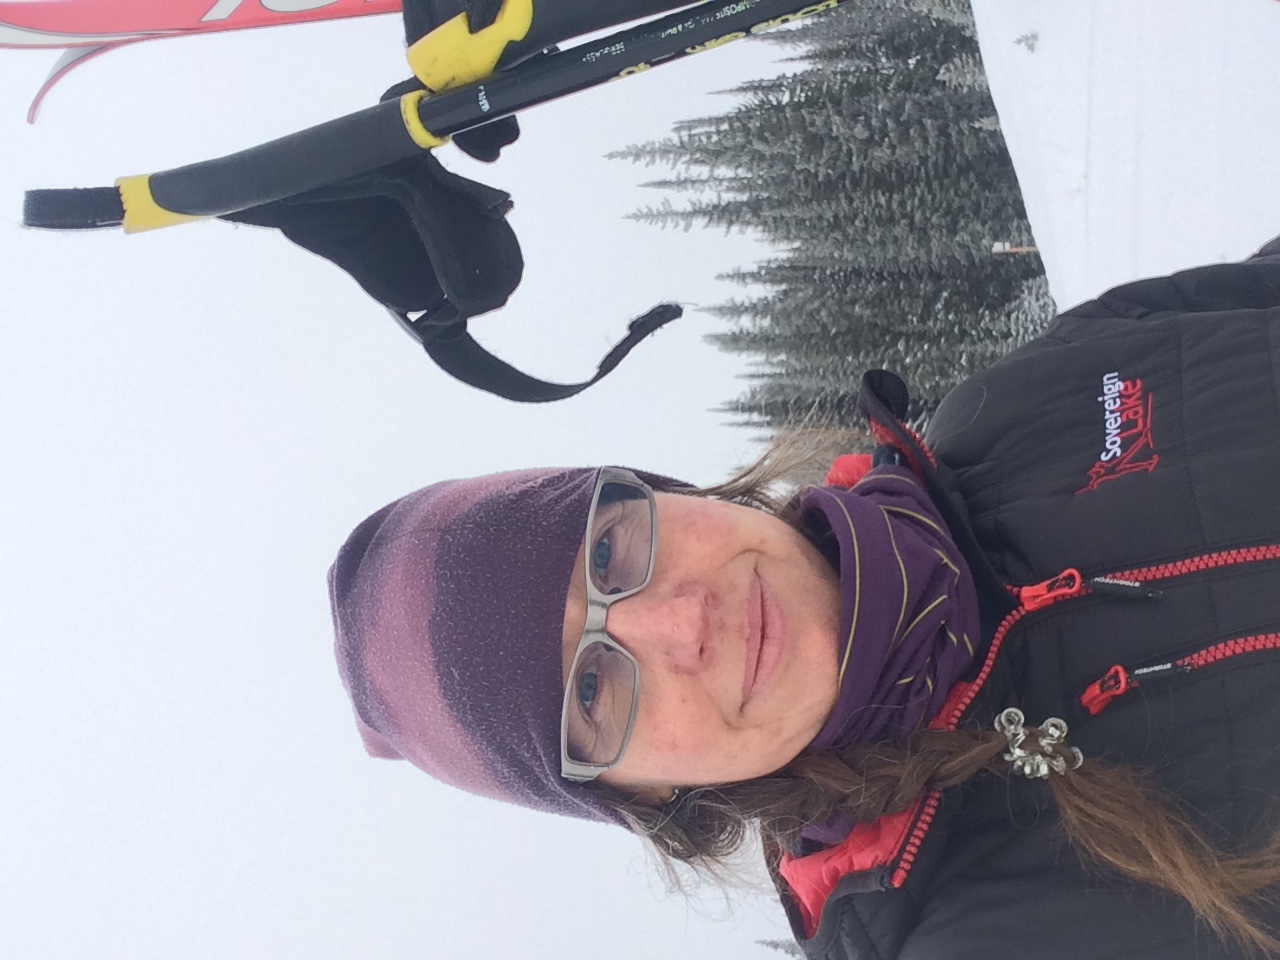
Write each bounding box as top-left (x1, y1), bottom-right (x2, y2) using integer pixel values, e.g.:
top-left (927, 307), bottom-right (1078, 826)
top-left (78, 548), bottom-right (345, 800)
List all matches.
top-left (1077, 371), bottom-right (1159, 493)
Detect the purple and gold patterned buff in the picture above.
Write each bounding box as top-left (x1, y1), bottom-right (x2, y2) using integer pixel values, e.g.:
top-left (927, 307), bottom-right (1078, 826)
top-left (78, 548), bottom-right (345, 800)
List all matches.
top-left (800, 464), bottom-right (981, 750)
top-left (328, 467), bottom-right (622, 824)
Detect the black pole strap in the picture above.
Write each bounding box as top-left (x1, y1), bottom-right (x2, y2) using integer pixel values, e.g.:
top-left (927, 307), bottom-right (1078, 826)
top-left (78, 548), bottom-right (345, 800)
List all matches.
top-left (411, 302), bottom-right (682, 402)
top-left (24, 186), bottom-right (124, 229)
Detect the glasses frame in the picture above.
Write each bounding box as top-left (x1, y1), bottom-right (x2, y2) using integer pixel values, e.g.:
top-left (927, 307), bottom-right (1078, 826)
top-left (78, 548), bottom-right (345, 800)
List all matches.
top-left (559, 467), bottom-right (658, 783)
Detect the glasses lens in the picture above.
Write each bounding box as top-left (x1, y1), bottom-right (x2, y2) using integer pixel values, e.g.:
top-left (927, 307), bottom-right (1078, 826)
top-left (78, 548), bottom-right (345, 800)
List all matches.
top-left (586, 482), bottom-right (653, 597)
top-left (564, 640), bottom-right (639, 766)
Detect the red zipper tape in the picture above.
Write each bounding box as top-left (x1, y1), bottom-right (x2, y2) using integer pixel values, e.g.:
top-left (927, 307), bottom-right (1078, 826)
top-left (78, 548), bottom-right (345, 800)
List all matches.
top-left (1108, 545), bottom-right (1280, 584)
top-left (1081, 632), bottom-right (1280, 716)
top-left (1177, 631), bottom-right (1280, 670)
top-left (893, 567), bottom-right (1084, 887)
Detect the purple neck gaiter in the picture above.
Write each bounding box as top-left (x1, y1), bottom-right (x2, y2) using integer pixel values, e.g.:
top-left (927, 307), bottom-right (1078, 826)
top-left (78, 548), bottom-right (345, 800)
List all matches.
top-left (801, 465), bottom-right (981, 752)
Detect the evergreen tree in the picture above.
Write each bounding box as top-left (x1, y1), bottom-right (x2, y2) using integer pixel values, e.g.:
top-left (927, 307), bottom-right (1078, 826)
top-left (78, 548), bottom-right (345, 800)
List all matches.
top-left (758, 936), bottom-right (806, 956)
top-left (614, 0), bottom-right (1056, 430)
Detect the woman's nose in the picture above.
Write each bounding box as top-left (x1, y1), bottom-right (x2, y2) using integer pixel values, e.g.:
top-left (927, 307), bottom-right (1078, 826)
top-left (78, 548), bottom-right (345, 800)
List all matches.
top-left (605, 585), bottom-right (709, 674)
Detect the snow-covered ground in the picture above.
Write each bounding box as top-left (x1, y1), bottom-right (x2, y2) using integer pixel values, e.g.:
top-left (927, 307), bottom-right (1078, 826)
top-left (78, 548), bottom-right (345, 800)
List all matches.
top-left (973, 0), bottom-right (1280, 310)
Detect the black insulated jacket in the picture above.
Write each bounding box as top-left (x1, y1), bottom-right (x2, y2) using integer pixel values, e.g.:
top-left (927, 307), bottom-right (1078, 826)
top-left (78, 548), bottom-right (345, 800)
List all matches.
top-left (781, 254), bottom-right (1280, 960)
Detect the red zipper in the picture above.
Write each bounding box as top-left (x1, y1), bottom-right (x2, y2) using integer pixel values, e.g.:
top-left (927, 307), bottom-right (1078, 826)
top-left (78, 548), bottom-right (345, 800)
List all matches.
top-left (1107, 544), bottom-right (1280, 583)
top-left (891, 565), bottom-right (1096, 887)
top-left (1081, 631), bottom-right (1280, 717)
top-left (892, 543), bottom-right (1280, 887)
top-left (1076, 545), bottom-right (1280, 716)
top-left (1080, 664), bottom-right (1134, 715)
top-left (889, 790), bottom-right (940, 887)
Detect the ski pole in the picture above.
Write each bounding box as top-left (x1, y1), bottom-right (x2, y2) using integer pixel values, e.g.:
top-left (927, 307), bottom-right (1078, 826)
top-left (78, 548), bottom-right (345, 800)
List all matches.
top-left (24, 0), bottom-right (847, 233)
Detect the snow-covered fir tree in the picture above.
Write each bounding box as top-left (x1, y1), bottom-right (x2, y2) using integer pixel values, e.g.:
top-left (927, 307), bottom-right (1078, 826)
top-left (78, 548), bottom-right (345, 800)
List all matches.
top-left (614, 0), bottom-right (1056, 429)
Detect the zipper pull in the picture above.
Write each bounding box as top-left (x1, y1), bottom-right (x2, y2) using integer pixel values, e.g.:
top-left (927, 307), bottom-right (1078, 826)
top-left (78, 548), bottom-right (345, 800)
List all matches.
top-left (1018, 568), bottom-right (1084, 612)
top-left (1080, 664), bottom-right (1134, 716)
top-left (1088, 576), bottom-right (1164, 601)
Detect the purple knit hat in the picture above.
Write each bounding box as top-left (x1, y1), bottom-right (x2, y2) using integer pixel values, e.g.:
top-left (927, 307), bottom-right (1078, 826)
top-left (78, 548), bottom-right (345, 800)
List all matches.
top-left (329, 467), bottom-right (623, 825)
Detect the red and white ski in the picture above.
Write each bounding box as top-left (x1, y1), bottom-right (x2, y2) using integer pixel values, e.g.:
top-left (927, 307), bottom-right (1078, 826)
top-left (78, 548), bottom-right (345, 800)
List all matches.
top-left (2, 0), bottom-right (403, 121)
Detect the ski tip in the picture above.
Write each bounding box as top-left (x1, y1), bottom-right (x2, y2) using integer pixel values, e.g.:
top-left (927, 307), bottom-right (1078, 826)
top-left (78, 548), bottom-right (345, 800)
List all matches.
top-left (25, 42), bottom-right (128, 124)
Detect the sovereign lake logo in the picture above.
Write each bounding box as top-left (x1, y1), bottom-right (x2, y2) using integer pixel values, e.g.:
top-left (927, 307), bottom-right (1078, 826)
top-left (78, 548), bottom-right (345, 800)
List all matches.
top-left (1077, 372), bottom-right (1159, 493)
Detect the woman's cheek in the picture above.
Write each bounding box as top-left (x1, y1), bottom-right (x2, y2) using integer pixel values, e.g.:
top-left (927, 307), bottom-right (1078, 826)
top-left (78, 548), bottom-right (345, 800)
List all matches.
top-left (639, 699), bottom-right (718, 760)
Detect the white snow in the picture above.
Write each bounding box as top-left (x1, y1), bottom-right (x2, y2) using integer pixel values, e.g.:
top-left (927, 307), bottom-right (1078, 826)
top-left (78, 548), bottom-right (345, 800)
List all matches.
top-left (972, 0), bottom-right (1280, 310)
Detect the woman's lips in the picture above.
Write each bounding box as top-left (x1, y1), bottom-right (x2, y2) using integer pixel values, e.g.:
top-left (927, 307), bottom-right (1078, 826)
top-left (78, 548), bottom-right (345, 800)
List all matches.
top-left (743, 571), bottom-right (786, 705)
top-left (743, 575), bottom-right (763, 703)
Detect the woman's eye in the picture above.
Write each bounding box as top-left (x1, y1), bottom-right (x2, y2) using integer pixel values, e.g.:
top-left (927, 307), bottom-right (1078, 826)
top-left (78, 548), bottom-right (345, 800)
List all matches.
top-left (591, 533), bottom-right (613, 577)
top-left (576, 669), bottom-right (600, 713)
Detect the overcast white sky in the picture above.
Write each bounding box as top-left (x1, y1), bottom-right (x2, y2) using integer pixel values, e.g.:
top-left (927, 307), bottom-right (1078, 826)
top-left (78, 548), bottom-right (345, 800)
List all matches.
top-left (6, 2), bottom-right (1280, 959)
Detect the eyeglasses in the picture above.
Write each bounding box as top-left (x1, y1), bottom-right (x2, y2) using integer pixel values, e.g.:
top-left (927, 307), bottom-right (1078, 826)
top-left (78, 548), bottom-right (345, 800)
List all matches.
top-left (560, 467), bottom-right (657, 783)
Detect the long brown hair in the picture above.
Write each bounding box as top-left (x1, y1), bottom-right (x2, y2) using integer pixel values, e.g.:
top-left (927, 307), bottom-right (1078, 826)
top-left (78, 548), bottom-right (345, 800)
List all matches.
top-left (590, 430), bottom-right (1280, 955)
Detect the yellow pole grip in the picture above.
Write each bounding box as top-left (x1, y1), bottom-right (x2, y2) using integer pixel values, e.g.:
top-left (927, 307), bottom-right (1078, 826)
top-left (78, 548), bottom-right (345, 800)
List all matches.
top-left (406, 0), bottom-right (533, 92)
top-left (115, 175), bottom-right (207, 234)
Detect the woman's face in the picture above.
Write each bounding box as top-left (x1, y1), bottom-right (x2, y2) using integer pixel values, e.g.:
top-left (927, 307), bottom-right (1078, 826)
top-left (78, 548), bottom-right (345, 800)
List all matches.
top-left (561, 492), bottom-right (841, 799)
